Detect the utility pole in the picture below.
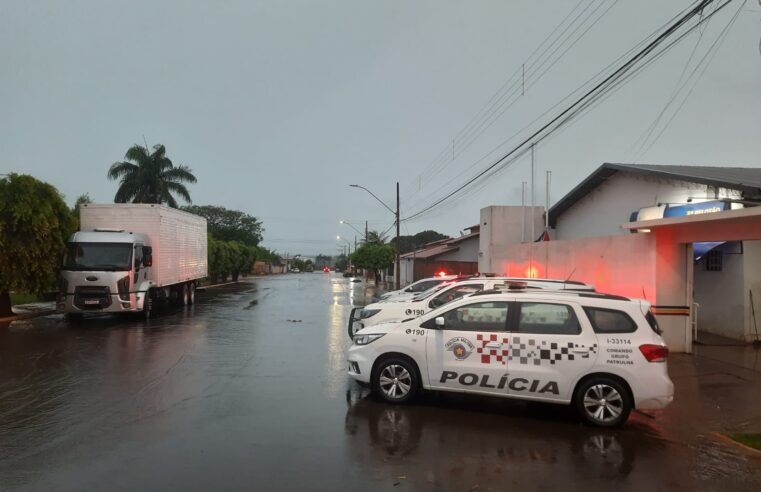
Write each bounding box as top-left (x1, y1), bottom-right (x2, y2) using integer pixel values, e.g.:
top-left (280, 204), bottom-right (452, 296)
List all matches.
top-left (395, 181), bottom-right (401, 290)
top-left (521, 181), bottom-right (527, 243)
top-left (530, 144), bottom-right (536, 243)
top-left (365, 220), bottom-right (368, 243)
top-left (545, 170), bottom-right (552, 234)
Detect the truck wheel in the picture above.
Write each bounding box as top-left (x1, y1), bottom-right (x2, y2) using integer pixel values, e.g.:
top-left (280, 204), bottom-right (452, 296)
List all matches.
top-left (141, 292), bottom-right (154, 320)
top-left (372, 357), bottom-right (419, 404)
top-left (188, 283), bottom-right (196, 305)
top-left (180, 283), bottom-right (189, 306)
top-left (574, 377), bottom-right (632, 427)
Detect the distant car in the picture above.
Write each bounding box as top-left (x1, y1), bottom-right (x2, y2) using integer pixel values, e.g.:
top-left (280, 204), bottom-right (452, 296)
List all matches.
top-left (347, 288), bottom-right (673, 427)
top-left (289, 268), bottom-right (301, 273)
top-left (323, 267), bottom-right (331, 273)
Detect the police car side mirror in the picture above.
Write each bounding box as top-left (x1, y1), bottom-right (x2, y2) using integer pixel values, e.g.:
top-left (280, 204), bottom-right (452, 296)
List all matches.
top-left (435, 316), bottom-right (445, 327)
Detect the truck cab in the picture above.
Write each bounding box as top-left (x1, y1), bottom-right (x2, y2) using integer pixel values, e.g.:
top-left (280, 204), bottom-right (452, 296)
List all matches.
top-left (58, 229), bottom-right (153, 316)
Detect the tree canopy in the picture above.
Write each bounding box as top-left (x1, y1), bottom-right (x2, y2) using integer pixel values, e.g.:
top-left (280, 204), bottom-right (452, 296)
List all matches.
top-left (350, 243), bottom-right (394, 283)
top-left (390, 230), bottom-right (450, 254)
top-left (183, 205), bottom-right (263, 246)
top-left (107, 144), bottom-right (196, 207)
top-left (0, 174), bottom-right (75, 316)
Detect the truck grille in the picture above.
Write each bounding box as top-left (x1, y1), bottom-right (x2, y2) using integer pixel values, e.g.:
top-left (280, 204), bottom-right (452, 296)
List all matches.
top-left (74, 286), bottom-right (112, 310)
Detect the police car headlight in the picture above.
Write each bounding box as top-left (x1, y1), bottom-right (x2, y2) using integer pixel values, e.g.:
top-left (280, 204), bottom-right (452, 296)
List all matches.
top-left (360, 309), bottom-right (381, 319)
top-left (353, 334), bottom-right (385, 346)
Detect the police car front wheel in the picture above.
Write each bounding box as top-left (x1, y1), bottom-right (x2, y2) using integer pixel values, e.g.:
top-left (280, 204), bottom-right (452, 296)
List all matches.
top-left (574, 377), bottom-right (632, 427)
top-left (372, 358), bottom-right (419, 404)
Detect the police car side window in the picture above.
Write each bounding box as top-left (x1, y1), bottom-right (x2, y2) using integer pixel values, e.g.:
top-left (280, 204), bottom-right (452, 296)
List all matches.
top-left (516, 303), bottom-right (581, 335)
top-left (583, 307), bottom-right (637, 333)
top-left (441, 301), bottom-right (509, 332)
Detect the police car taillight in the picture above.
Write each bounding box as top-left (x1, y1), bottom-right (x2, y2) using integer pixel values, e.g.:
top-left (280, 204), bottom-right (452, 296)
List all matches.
top-left (639, 344), bottom-right (669, 362)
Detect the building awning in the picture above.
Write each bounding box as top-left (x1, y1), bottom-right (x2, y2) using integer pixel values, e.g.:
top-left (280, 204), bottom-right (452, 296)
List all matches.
top-left (622, 206), bottom-right (761, 243)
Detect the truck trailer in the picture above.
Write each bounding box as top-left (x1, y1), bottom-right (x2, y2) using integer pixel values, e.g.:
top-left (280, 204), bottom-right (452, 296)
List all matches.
top-left (59, 203), bottom-right (208, 319)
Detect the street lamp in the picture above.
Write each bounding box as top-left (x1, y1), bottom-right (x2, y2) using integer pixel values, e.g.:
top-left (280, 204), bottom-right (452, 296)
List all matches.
top-left (339, 220), bottom-right (367, 242)
top-left (349, 182), bottom-right (401, 290)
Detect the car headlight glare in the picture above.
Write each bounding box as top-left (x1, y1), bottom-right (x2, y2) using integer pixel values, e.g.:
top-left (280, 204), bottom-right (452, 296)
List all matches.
top-left (360, 308), bottom-right (381, 319)
top-left (353, 333), bottom-right (385, 346)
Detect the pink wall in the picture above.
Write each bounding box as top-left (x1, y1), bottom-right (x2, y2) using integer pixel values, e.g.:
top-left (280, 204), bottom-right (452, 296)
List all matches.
top-left (496, 233), bottom-right (657, 300)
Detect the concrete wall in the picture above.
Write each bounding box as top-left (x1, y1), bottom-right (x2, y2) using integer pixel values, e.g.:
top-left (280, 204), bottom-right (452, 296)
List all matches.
top-left (554, 171), bottom-right (742, 240)
top-left (743, 241), bottom-right (761, 342)
top-left (694, 243), bottom-right (745, 340)
top-left (479, 206), bottom-right (544, 273)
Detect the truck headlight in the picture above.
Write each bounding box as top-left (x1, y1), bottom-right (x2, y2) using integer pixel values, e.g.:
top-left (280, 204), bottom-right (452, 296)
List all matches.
top-left (360, 309), bottom-right (381, 319)
top-left (353, 334), bottom-right (385, 346)
top-left (117, 276), bottom-right (130, 301)
top-left (58, 278), bottom-right (68, 301)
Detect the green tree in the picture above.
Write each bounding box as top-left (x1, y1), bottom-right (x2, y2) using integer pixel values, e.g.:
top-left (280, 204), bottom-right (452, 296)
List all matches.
top-left (334, 254), bottom-right (348, 272)
top-left (350, 243), bottom-right (394, 285)
top-left (183, 205), bottom-right (263, 246)
top-left (208, 236), bottom-right (232, 283)
top-left (390, 230), bottom-right (450, 254)
top-left (107, 144), bottom-right (196, 207)
top-left (229, 242), bottom-right (257, 281)
top-left (364, 230), bottom-right (388, 245)
top-left (0, 174), bottom-right (75, 316)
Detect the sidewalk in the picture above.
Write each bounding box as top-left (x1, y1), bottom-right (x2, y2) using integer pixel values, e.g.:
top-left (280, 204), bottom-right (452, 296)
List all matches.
top-left (663, 347), bottom-right (761, 439)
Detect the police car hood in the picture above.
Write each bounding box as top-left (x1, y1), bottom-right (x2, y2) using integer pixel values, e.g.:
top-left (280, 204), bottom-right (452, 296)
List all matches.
top-left (354, 320), bottom-right (404, 336)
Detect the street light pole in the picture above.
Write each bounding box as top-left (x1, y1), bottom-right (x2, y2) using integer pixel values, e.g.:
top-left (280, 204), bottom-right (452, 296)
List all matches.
top-left (395, 181), bottom-right (400, 290)
top-left (349, 183), bottom-right (401, 289)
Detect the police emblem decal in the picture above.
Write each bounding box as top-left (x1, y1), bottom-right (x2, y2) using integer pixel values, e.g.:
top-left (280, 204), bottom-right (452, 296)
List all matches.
top-left (445, 337), bottom-right (475, 361)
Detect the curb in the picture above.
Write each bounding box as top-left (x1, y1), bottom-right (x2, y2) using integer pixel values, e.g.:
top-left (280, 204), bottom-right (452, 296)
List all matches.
top-left (710, 432), bottom-right (761, 458)
top-left (0, 309), bottom-right (59, 324)
top-left (195, 280), bottom-right (241, 291)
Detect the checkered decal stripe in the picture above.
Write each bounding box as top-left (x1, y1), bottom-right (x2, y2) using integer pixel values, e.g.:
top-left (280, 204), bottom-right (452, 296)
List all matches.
top-left (475, 333), bottom-right (509, 365)
top-left (509, 337), bottom-right (598, 366)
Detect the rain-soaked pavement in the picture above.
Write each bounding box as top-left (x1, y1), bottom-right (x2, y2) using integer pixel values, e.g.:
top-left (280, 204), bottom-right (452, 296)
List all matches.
top-left (1, 273), bottom-right (761, 491)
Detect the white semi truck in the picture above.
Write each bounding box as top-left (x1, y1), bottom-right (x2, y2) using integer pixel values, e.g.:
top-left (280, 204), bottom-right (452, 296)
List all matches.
top-left (58, 204), bottom-right (208, 319)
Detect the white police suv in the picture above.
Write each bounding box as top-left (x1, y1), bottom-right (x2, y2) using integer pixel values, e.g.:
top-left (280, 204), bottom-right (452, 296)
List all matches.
top-left (350, 278), bottom-right (594, 338)
top-left (347, 289), bottom-right (673, 427)
top-left (378, 275), bottom-right (460, 301)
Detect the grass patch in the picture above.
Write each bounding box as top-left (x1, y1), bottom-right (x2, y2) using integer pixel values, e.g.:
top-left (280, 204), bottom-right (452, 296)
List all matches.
top-left (10, 292), bottom-right (41, 305)
top-left (729, 433), bottom-right (761, 451)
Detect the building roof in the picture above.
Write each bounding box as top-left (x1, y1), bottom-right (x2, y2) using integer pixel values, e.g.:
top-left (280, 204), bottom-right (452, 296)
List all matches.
top-left (400, 230), bottom-right (479, 261)
top-left (548, 163), bottom-right (761, 227)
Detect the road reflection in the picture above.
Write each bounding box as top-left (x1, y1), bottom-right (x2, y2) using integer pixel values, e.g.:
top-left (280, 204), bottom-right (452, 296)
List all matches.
top-left (343, 386), bottom-right (677, 489)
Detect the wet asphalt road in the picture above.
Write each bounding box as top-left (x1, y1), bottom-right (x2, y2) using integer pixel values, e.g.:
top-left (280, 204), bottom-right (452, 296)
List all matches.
top-left (1, 273), bottom-right (760, 491)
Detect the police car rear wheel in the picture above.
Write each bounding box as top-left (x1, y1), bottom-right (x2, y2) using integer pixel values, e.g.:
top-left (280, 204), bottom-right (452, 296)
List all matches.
top-left (373, 359), bottom-right (419, 404)
top-left (575, 377), bottom-right (631, 427)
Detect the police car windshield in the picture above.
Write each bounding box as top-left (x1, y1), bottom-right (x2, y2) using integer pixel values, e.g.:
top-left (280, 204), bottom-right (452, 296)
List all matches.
top-left (412, 282), bottom-right (452, 301)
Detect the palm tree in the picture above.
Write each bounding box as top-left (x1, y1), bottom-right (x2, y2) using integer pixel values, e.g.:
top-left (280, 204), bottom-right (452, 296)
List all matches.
top-left (107, 144), bottom-right (197, 207)
top-left (364, 230), bottom-right (388, 245)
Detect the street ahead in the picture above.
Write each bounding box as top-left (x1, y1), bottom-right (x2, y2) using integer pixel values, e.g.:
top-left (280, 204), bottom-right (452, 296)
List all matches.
top-left (1, 274), bottom-right (760, 491)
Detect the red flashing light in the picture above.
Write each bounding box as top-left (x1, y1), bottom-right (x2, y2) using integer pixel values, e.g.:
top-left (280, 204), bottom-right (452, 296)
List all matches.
top-left (639, 344), bottom-right (669, 362)
top-left (437, 271), bottom-right (447, 277)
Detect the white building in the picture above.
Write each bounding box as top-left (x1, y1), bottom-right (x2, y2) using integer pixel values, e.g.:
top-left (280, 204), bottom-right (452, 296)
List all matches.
top-left (480, 163), bottom-right (761, 351)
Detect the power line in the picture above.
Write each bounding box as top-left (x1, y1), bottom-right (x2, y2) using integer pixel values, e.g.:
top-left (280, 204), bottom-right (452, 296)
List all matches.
top-left (401, 0), bottom-right (733, 223)
top-left (400, 0), bottom-right (615, 203)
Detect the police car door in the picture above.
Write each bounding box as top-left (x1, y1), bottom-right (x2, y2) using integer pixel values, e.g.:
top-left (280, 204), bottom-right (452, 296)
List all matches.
top-left (506, 300), bottom-right (598, 402)
top-left (425, 300), bottom-right (510, 395)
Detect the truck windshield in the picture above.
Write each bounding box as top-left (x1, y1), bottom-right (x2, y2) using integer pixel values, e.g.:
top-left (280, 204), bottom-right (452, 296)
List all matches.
top-left (63, 242), bottom-right (133, 271)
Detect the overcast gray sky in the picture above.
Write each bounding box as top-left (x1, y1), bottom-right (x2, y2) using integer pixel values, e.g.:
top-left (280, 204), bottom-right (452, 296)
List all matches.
top-left (2, 0), bottom-right (760, 256)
